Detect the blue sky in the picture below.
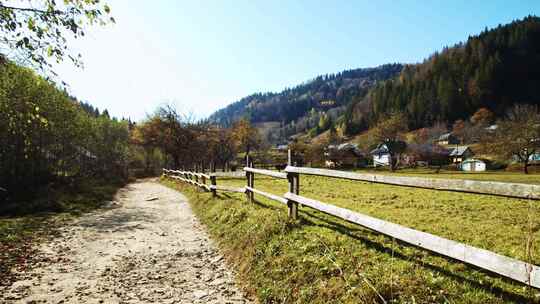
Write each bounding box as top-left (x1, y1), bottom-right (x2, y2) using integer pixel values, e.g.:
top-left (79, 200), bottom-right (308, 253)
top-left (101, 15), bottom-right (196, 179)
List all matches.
top-left (55, 0), bottom-right (540, 121)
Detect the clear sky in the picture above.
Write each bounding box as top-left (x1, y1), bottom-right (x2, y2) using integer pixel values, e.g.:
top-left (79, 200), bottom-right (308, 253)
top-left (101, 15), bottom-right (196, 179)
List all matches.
top-left (55, 0), bottom-right (540, 121)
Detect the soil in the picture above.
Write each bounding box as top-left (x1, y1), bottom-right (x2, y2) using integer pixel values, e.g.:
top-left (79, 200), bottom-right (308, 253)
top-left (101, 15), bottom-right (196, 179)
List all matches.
top-left (0, 180), bottom-right (253, 303)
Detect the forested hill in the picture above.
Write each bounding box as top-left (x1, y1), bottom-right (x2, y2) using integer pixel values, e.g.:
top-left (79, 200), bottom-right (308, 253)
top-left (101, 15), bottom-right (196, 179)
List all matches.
top-left (208, 64), bottom-right (403, 127)
top-left (351, 16), bottom-right (540, 130)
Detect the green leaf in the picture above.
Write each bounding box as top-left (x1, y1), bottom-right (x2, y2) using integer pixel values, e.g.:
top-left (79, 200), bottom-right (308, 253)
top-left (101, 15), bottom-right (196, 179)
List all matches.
top-left (27, 18), bottom-right (35, 31)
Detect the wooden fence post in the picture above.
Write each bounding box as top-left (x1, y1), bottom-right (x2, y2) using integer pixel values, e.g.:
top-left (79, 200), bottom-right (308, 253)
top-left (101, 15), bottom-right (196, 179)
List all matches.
top-left (211, 175), bottom-right (217, 198)
top-left (201, 174), bottom-right (206, 190)
top-left (287, 149), bottom-right (299, 219)
top-left (246, 155), bottom-right (252, 202)
top-left (249, 159), bottom-right (254, 202)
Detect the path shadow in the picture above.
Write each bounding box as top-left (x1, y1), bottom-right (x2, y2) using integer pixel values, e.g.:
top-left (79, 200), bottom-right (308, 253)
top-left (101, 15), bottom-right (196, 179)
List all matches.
top-left (76, 207), bottom-right (157, 233)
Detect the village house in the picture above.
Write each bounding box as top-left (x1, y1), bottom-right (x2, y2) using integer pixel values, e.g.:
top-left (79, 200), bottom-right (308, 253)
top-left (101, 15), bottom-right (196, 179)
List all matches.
top-left (448, 146), bottom-right (474, 163)
top-left (325, 143), bottom-right (365, 168)
top-left (436, 132), bottom-right (460, 145)
top-left (370, 143), bottom-right (391, 167)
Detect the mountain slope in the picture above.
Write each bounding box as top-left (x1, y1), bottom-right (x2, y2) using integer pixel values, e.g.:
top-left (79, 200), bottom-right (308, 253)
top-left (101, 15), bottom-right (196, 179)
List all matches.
top-left (208, 64), bottom-right (403, 128)
top-left (352, 16), bottom-right (540, 130)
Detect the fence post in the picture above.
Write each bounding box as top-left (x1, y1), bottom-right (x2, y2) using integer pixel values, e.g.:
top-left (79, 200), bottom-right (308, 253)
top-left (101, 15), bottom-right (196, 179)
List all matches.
top-left (249, 159), bottom-right (254, 202)
top-left (286, 149), bottom-right (299, 219)
top-left (245, 155), bottom-right (252, 202)
top-left (201, 173), bottom-right (206, 191)
top-left (211, 175), bottom-right (217, 198)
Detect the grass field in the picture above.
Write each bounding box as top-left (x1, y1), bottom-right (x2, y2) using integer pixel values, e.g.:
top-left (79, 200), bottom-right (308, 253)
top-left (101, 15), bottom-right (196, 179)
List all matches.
top-left (163, 169), bottom-right (540, 303)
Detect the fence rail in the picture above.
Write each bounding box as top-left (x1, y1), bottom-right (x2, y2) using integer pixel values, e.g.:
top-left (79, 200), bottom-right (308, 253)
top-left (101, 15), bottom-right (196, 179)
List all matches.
top-left (285, 166), bottom-right (540, 200)
top-left (246, 186), bottom-right (287, 204)
top-left (243, 167), bottom-right (287, 179)
top-left (209, 171), bottom-right (245, 178)
top-left (162, 150), bottom-right (540, 289)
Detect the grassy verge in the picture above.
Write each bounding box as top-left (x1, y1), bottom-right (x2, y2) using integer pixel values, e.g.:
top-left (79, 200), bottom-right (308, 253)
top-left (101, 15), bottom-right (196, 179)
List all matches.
top-left (0, 179), bottom-right (124, 287)
top-left (162, 174), bottom-right (540, 304)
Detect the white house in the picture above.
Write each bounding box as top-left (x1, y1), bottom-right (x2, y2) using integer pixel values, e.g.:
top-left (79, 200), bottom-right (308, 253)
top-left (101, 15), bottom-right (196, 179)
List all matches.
top-left (460, 158), bottom-right (486, 172)
top-left (529, 152), bottom-right (540, 163)
top-left (370, 144), bottom-right (390, 167)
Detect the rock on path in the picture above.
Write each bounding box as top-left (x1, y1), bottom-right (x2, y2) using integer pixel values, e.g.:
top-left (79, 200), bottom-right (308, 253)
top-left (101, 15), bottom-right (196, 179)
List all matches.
top-left (1, 180), bottom-right (253, 303)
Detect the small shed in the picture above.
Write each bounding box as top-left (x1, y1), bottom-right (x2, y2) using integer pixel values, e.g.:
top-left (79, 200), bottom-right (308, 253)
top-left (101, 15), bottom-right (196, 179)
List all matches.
top-left (460, 158), bottom-right (486, 172)
top-left (436, 133), bottom-right (459, 145)
top-left (448, 146), bottom-right (474, 163)
top-left (370, 143), bottom-right (390, 167)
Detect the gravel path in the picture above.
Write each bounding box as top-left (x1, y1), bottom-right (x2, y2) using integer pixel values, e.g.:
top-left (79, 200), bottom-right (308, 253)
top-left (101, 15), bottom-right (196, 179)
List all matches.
top-left (1, 180), bottom-right (253, 303)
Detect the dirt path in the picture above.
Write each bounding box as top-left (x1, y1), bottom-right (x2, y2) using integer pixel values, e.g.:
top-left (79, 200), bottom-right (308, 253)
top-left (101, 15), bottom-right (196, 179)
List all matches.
top-left (1, 180), bottom-right (253, 303)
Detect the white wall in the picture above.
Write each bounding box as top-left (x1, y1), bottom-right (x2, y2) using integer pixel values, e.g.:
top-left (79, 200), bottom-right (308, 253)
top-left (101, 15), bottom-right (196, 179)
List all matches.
top-left (462, 161), bottom-right (486, 172)
top-left (373, 154), bottom-right (390, 166)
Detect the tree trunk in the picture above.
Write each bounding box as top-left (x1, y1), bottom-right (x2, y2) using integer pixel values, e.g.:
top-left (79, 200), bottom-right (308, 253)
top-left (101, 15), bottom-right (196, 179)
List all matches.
top-left (173, 155), bottom-right (180, 169)
top-left (524, 162), bottom-right (529, 174)
top-left (389, 157), bottom-right (396, 172)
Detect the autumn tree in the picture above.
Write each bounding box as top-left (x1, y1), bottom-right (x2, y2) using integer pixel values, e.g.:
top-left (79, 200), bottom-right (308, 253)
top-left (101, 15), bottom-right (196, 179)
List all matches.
top-left (145, 105), bottom-right (199, 168)
top-left (411, 122), bottom-right (448, 145)
top-left (231, 118), bottom-right (262, 157)
top-left (452, 119), bottom-right (468, 144)
top-left (488, 104), bottom-right (540, 174)
top-left (464, 107), bottom-right (495, 143)
top-left (371, 112), bottom-right (408, 171)
top-left (470, 107), bottom-right (495, 126)
top-left (214, 129), bottom-right (237, 171)
top-left (131, 117), bottom-right (163, 174)
top-left (305, 137), bottom-right (329, 167)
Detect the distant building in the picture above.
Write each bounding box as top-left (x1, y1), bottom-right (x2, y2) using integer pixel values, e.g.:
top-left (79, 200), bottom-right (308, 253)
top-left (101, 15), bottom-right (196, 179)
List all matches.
top-left (325, 143), bottom-right (365, 168)
top-left (319, 100), bottom-right (336, 107)
top-left (530, 152), bottom-right (540, 164)
top-left (275, 144), bottom-right (288, 151)
top-left (370, 143), bottom-right (391, 167)
top-left (436, 132), bottom-right (459, 145)
top-left (485, 124), bottom-right (498, 132)
top-left (448, 146), bottom-right (474, 163)
top-left (460, 158), bottom-right (487, 172)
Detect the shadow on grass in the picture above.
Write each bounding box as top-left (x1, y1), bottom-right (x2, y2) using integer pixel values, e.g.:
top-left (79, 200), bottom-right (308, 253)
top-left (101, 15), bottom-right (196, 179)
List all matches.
top-left (0, 179), bottom-right (125, 218)
top-left (298, 207), bottom-right (532, 303)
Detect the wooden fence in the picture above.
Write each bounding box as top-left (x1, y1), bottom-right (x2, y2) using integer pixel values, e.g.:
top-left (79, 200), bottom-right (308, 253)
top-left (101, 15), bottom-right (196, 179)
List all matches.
top-left (163, 151), bottom-right (540, 289)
